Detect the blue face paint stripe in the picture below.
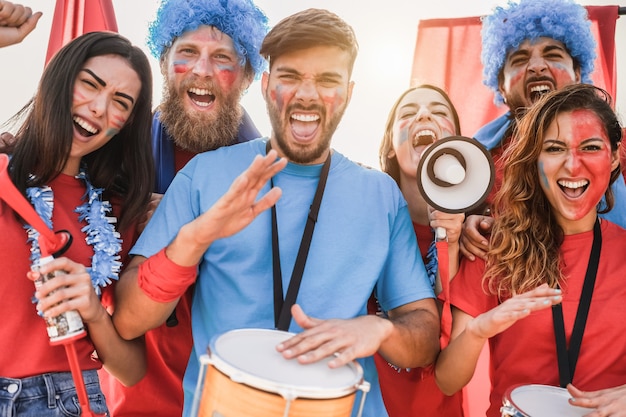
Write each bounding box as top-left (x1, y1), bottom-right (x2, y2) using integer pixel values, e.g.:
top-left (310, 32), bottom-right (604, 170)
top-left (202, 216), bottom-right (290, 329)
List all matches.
top-left (538, 161), bottom-right (549, 188)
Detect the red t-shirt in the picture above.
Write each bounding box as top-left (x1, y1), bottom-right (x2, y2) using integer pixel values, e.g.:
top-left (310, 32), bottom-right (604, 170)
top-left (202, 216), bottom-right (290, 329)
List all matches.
top-left (375, 223), bottom-right (464, 417)
top-left (450, 220), bottom-right (626, 417)
top-left (0, 173), bottom-right (135, 378)
top-left (99, 146), bottom-right (196, 417)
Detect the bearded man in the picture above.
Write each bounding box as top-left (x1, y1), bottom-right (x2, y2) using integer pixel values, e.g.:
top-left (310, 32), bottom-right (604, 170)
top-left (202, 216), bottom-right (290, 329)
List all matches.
top-left (98, 1), bottom-right (270, 416)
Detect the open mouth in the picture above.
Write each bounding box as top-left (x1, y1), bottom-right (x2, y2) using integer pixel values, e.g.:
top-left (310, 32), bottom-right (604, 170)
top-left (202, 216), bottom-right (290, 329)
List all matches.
top-left (412, 129), bottom-right (436, 147)
top-left (188, 87), bottom-right (215, 108)
top-left (73, 116), bottom-right (99, 137)
top-left (528, 84), bottom-right (553, 103)
top-left (558, 179), bottom-right (589, 198)
top-left (290, 113), bottom-right (320, 141)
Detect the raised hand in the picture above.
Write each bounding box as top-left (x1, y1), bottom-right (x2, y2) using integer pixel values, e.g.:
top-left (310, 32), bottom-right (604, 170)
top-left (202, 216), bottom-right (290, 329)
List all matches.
top-left (466, 284), bottom-right (562, 339)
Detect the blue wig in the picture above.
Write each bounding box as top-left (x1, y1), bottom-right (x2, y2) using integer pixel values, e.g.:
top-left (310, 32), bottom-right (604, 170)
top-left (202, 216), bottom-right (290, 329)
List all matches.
top-left (147, 0), bottom-right (269, 78)
top-left (481, 0), bottom-right (596, 105)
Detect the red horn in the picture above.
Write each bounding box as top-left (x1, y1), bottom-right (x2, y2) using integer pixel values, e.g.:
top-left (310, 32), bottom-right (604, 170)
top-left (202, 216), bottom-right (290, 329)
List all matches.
top-left (0, 154), bottom-right (71, 257)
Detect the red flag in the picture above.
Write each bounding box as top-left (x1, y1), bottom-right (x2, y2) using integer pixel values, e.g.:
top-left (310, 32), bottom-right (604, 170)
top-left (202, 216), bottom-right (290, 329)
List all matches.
top-left (45, 0), bottom-right (118, 65)
top-left (410, 6), bottom-right (619, 138)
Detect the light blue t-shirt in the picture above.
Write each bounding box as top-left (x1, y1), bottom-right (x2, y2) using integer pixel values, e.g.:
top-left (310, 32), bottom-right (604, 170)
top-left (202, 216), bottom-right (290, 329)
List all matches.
top-left (131, 138), bottom-right (435, 417)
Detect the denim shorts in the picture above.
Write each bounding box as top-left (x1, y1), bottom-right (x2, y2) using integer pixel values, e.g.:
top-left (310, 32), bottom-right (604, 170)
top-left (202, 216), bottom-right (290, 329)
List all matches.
top-left (0, 370), bottom-right (109, 417)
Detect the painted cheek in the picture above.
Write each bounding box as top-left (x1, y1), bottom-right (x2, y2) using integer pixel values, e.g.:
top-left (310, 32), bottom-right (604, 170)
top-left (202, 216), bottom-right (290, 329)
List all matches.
top-left (272, 85), bottom-right (292, 112)
top-left (109, 114), bottom-right (127, 132)
top-left (438, 118), bottom-right (456, 137)
top-left (172, 60), bottom-right (189, 74)
top-left (549, 63), bottom-right (577, 85)
top-left (506, 67), bottom-right (525, 90)
top-left (538, 161), bottom-right (550, 189)
top-left (322, 88), bottom-right (345, 114)
top-left (398, 124), bottom-right (409, 146)
top-left (73, 91), bottom-right (86, 101)
top-left (105, 128), bottom-right (119, 137)
top-left (215, 64), bottom-right (238, 88)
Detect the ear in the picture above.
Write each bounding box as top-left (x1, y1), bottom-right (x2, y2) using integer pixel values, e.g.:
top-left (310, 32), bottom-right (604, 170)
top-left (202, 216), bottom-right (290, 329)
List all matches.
top-left (261, 71), bottom-right (269, 101)
top-left (611, 146), bottom-right (620, 173)
top-left (242, 71), bottom-right (254, 91)
top-left (387, 148), bottom-right (396, 159)
top-left (574, 67), bottom-right (581, 83)
top-left (345, 80), bottom-right (355, 107)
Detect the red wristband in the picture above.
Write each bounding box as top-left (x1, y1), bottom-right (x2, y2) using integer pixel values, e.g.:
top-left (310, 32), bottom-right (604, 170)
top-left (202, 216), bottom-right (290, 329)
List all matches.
top-left (137, 248), bottom-right (198, 302)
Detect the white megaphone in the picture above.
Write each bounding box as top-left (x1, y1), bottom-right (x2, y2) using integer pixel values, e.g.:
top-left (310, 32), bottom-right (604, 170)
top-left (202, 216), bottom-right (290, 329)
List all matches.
top-left (416, 136), bottom-right (495, 240)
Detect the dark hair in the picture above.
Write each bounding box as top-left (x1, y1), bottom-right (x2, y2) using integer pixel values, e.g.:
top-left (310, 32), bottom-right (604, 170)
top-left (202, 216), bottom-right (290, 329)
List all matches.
top-left (379, 84), bottom-right (461, 186)
top-left (260, 8), bottom-right (359, 77)
top-left (8, 31), bottom-right (154, 231)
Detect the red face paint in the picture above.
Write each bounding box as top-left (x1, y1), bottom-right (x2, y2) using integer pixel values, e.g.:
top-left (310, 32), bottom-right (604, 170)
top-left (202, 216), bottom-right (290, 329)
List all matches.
top-left (538, 109), bottom-right (616, 231)
top-left (172, 61), bottom-right (189, 74)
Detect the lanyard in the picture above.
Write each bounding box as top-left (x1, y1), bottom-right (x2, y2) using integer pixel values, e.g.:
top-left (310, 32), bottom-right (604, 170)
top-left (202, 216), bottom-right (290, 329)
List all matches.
top-left (551, 218), bottom-right (601, 387)
top-left (267, 142), bottom-right (332, 330)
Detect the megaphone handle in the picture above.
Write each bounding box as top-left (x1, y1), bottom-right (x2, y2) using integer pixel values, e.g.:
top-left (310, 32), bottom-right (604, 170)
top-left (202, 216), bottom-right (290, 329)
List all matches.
top-left (436, 227), bottom-right (447, 241)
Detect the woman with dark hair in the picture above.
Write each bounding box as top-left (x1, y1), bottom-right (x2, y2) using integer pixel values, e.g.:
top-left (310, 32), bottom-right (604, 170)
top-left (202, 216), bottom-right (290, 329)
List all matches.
top-left (376, 84), bottom-right (465, 416)
top-left (435, 84), bottom-right (626, 417)
top-left (0, 31), bottom-right (153, 415)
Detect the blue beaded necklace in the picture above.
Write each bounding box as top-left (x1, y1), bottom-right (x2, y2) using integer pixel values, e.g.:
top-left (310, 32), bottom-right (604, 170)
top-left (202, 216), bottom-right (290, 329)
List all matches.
top-left (25, 168), bottom-right (122, 295)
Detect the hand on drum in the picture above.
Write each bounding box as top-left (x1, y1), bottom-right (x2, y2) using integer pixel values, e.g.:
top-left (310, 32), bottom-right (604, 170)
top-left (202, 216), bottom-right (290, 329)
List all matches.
top-left (465, 284), bottom-right (562, 340)
top-left (276, 304), bottom-right (393, 369)
top-left (28, 257), bottom-right (106, 323)
top-left (568, 383), bottom-right (626, 416)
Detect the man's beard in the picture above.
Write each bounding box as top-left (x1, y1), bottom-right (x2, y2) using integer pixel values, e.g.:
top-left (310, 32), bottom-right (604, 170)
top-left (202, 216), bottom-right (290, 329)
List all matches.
top-left (159, 80), bottom-right (244, 153)
top-left (266, 102), bottom-right (344, 164)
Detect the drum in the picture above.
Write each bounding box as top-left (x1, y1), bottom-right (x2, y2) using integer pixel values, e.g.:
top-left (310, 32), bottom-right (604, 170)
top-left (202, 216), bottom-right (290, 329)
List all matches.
top-left (190, 328), bottom-right (370, 417)
top-left (501, 384), bottom-right (589, 417)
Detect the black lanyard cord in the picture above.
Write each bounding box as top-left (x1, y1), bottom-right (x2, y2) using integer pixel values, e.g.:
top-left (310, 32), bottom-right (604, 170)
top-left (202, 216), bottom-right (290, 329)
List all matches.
top-left (551, 218), bottom-right (601, 387)
top-left (266, 142), bottom-right (332, 330)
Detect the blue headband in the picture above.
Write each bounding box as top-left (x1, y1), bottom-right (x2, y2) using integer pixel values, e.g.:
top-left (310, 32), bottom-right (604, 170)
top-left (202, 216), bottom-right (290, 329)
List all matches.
top-left (147, 0), bottom-right (269, 78)
top-left (481, 0), bottom-right (596, 105)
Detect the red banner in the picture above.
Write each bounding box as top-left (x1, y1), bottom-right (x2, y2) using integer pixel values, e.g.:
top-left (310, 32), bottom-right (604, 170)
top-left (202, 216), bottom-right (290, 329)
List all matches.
top-left (46, 0), bottom-right (118, 65)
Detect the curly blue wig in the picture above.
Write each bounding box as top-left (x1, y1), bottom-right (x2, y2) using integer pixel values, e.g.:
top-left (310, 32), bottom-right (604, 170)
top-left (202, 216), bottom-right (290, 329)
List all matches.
top-left (147, 0), bottom-right (269, 78)
top-left (481, 0), bottom-right (596, 105)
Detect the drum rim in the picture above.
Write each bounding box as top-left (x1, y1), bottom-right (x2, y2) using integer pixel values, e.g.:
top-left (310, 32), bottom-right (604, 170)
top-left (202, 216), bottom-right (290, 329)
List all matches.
top-left (205, 328), bottom-right (364, 399)
top-left (502, 383), bottom-right (575, 416)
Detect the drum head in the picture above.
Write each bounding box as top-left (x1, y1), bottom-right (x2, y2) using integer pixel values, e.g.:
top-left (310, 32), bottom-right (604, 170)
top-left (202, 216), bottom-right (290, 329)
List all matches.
top-left (208, 328), bottom-right (363, 399)
top-left (505, 384), bottom-right (589, 417)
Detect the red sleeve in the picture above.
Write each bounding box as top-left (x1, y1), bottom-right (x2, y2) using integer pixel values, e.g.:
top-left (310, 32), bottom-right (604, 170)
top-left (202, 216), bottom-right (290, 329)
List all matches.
top-left (137, 248), bottom-right (198, 303)
top-left (448, 256), bottom-right (498, 317)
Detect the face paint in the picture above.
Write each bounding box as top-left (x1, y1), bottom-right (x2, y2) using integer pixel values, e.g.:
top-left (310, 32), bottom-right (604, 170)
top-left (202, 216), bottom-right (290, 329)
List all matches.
top-left (264, 45), bottom-right (352, 164)
top-left (500, 38), bottom-right (578, 110)
top-left (215, 64), bottom-right (238, 88)
top-left (538, 109), bottom-right (616, 231)
top-left (105, 128), bottom-right (119, 137)
top-left (67, 55), bottom-right (140, 175)
top-left (172, 60), bottom-right (189, 74)
top-left (110, 114), bottom-right (127, 131)
top-left (165, 26), bottom-right (246, 116)
top-left (390, 87), bottom-right (458, 181)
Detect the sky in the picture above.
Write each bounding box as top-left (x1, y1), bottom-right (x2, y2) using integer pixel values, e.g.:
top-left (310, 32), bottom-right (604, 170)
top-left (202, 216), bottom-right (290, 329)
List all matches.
top-left (0, 0), bottom-right (624, 169)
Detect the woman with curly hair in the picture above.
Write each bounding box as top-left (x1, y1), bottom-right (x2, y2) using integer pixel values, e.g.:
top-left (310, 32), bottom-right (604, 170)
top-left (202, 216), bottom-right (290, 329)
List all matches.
top-left (434, 84), bottom-right (626, 417)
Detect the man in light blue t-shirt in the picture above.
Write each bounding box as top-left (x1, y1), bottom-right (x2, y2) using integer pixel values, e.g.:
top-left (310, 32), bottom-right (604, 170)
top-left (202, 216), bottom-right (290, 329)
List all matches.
top-left (113, 8), bottom-right (440, 417)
